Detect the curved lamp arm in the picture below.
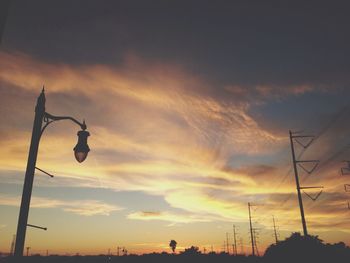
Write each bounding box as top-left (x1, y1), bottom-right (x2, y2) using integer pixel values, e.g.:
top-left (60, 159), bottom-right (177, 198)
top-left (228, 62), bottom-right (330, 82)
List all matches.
top-left (40, 112), bottom-right (87, 138)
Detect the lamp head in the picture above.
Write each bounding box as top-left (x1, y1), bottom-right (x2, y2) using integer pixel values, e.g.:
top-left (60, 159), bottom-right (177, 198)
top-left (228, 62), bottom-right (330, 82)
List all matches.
top-left (74, 130), bottom-right (90, 163)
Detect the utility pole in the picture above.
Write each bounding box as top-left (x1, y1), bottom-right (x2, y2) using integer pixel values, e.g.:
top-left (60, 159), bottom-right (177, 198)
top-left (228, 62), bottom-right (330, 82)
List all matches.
top-left (10, 234), bottom-right (16, 256)
top-left (289, 130), bottom-right (308, 236)
top-left (272, 215), bottom-right (279, 244)
top-left (233, 224), bottom-right (238, 256)
top-left (14, 91), bottom-right (45, 257)
top-left (253, 229), bottom-right (259, 256)
top-left (248, 202), bottom-right (255, 256)
top-left (226, 232), bottom-right (230, 254)
top-left (289, 130), bottom-right (321, 236)
top-left (26, 247), bottom-right (30, 257)
top-left (14, 89), bottom-right (90, 257)
top-left (239, 238), bottom-right (244, 255)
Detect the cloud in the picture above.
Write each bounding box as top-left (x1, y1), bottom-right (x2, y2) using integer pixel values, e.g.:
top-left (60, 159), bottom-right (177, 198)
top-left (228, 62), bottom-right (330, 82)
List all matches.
top-left (0, 50), bottom-right (349, 241)
top-left (127, 211), bottom-right (211, 224)
top-left (0, 194), bottom-right (123, 216)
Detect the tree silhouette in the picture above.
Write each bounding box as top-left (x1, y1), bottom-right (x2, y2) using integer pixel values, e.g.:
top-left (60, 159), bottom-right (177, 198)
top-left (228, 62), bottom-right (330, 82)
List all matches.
top-left (264, 232), bottom-right (350, 263)
top-left (181, 246), bottom-right (201, 255)
top-left (169, 240), bottom-right (177, 253)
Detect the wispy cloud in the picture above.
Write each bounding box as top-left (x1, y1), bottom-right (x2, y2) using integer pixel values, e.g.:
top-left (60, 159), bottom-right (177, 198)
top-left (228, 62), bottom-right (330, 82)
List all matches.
top-left (127, 211), bottom-right (211, 224)
top-left (0, 51), bottom-right (349, 240)
top-left (0, 194), bottom-right (123, 216)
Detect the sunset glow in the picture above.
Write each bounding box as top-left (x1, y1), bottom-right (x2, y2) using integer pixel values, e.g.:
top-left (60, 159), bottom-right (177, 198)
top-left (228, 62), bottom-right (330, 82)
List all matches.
top-left (1, 1), bottom-right (350, 257)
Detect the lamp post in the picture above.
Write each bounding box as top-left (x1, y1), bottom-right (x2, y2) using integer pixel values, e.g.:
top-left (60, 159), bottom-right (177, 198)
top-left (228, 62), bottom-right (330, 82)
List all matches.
top-left (14, 88), bottom-right (90, 257)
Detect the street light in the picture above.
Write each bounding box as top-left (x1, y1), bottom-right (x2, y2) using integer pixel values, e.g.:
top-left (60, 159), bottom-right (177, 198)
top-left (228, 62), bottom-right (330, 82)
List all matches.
top-left (14, 88), bottom-right (90, 257)
top-left (74, 129), bottom-right (90, 162)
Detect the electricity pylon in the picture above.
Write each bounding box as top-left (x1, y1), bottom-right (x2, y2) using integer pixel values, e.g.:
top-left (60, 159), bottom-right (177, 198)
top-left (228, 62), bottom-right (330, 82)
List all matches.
top-left (248, 202), bottom-right (256, 256)
top-left (10, 235), bottom-right (16, 256)
top-left (289, 130), bottom-right (322, 236)
top-left (233, 224), bottom-right (238, 256)
top-left (26, 247), bottom-right (30, 257)
top-left (226, 232), bottom-right (230, 254)
top-left (252, 228), bottom-right (260, 256)
top-left (239, 238), bottom-right (244, 255)
top-left (272, 215), bottom-right (279, 244)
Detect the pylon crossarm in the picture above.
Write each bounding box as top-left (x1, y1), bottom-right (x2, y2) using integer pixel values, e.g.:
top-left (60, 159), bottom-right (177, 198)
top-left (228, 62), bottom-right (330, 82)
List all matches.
top-left (344, 184), bottom-right (350, 192)
top-left (296, 160), bottom-right (319, 174)
top-left (299, 186), bottom-right (324, 189)
top-left (294, 137), bottom-right (315, 149)
top-left (303, 190), bottom-right (323, 201)
top-left (342, 160), bottom-right (350, 166)
top-left (341, 167), bottom-right (350, 175)
top-left (291, 134), bottom-right (314, 138)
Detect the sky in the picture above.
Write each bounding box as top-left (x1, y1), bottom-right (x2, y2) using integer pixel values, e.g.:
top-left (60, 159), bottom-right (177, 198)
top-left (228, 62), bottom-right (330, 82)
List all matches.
top-left (1, 0), bottom-right (350, 256)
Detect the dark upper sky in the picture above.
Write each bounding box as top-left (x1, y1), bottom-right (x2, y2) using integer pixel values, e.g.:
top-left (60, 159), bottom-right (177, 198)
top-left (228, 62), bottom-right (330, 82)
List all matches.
top-left (3, 0), bottom-right (350, 86)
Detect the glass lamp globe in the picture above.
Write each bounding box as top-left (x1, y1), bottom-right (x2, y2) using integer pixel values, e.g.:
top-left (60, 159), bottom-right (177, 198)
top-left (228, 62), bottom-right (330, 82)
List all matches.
top-left (73, 130), bottom-right (90, 163)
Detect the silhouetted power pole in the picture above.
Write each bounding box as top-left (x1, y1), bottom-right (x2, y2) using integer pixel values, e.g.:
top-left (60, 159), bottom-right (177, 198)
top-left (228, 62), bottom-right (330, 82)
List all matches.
top-left (233, 224), bottom-right (238, 256)
top-left (272, 215), bottom-right (279, 244)
top-left (10, 234), bottom-right (16, 256)
top-left (239, 238), bottom-right (244, 255)
top-left (253, 229), bottom-right (259, 256)
top-left (26, 247), bottom-right (30, 257)
top-left (289, 130), bottom-right (321, 236)
top-left (248, 202), bottom-right (255, 256)
top-left (226, 232), bottom-right (230, 254)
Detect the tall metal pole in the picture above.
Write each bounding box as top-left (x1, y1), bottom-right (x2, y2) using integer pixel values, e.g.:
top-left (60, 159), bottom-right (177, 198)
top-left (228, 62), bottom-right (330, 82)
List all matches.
top-left (289, 130), bottom-right (308, 236)
top-left (226, 232), bottom-right (229, 254)
top-left (248, 202), bottom-right (255, 256)
top-left (233, 224), bottom-right (237, 256)
top-left (14, 90), bottom-right (45, 257)
top-left (26, 247), bottom-right (30, 257)
top-left (272, 215), bottom-right (279, 244)
top-left (239, 238), bottom-right (244, 255)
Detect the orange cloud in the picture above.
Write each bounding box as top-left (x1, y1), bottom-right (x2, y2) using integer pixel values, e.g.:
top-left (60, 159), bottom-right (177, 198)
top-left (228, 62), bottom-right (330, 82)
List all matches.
top-left (0, 50), bottom-right (349, 253)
